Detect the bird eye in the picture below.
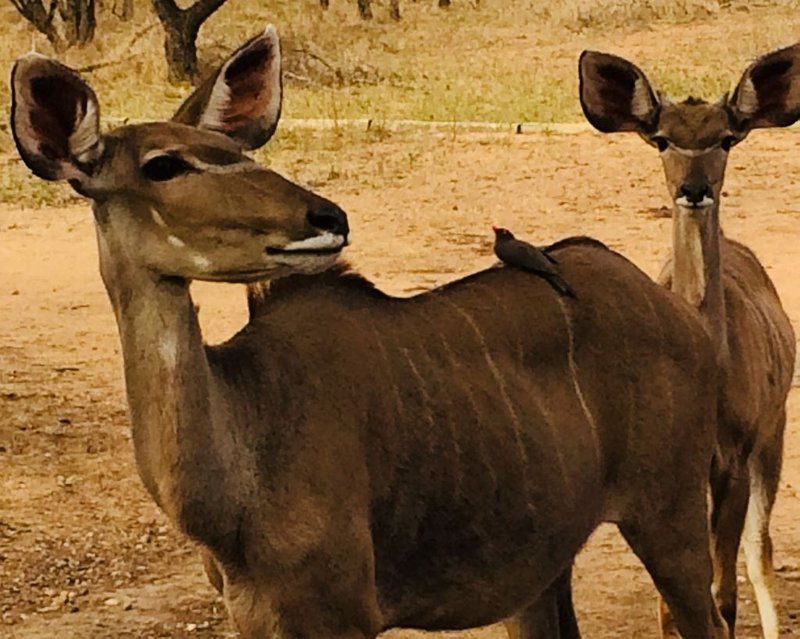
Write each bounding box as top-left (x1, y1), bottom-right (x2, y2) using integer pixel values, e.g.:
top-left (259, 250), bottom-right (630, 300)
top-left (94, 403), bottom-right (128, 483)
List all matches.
top-left (720, 135), bottom-right (737, 152)
top-left (141, 155), bottom-right (193, 181)
top-left (651, 136), bottom-right (669, 152)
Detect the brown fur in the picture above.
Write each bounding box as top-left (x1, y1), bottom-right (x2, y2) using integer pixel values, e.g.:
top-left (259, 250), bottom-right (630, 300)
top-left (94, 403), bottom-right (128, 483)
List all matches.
top-left (178, 241), bottom-right (726, 637)
top-left (11, 38), bottom-right (728, 639)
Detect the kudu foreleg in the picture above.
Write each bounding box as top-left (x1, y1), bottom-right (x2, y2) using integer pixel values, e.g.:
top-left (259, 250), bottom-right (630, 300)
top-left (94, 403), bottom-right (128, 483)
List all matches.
top-left (619, 493), bottom-right (728, 639)
top-left (707, 467), bottom-right (750, 635)
top-left (504, 565), bottom-right (579, 639)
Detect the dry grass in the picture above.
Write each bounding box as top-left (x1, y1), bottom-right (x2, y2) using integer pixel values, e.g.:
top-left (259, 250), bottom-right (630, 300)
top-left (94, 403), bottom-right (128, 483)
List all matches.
top-left (0, 0), bottom-right (798, 205)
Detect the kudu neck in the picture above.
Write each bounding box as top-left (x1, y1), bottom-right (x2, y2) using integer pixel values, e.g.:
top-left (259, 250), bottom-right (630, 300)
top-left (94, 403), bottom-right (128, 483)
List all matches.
top-left (96, 225), bottom-right (226, 519)
top-left (671, 202), bottom-right (728, 363)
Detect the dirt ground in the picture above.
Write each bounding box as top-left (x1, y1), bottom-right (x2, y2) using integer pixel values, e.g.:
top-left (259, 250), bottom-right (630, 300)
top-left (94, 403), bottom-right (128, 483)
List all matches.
top-left (2, 126), bottom-right (800, 638)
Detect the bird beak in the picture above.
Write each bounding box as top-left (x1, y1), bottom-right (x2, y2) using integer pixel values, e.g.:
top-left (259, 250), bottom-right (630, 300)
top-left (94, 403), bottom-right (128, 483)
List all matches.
top-left (491, 225), bottom-right (499, 232)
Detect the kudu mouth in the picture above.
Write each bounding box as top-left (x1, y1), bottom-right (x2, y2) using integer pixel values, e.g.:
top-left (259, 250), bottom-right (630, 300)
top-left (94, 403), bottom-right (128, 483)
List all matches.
top-left (674, 196), bottom-right (715, 210)
top-left (674, 183), bottom-right (715, 211)
top-left (265, 231), bottom-right (349, 256)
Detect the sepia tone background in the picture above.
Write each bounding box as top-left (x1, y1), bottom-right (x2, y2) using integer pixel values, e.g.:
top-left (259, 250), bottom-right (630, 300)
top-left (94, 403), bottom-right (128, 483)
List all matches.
top-left (1, 1), bottom-right (799, 637)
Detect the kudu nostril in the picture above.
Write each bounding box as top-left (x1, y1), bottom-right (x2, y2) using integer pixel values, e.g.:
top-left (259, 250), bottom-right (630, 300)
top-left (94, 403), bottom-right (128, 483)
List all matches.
top-left (307, 204), bottom-right (349, 237)
top-left (679, 183), bottom-right (712, 205)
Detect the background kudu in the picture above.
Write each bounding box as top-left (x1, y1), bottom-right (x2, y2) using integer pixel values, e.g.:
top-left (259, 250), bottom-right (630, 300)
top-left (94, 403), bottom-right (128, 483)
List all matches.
top-left (11, 27), bottom-right (727, 639)
top-left (579, 45), bottom-right (799, 638)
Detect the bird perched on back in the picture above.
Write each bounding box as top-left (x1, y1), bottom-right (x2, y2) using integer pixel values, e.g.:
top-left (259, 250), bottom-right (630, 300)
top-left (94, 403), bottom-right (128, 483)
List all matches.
top-left (492, 226), bottom-right (577, 299)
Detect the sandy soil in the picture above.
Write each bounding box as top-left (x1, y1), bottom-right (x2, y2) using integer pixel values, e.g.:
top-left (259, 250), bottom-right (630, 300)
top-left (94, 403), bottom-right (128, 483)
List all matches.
top-left (2, 127), bottom-right (800, 638)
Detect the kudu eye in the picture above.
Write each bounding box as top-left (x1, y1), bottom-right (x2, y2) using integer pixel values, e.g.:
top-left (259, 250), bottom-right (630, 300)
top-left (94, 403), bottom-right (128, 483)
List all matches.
top-left (651, 136), bottom-right (669, 152)
top-left (141, 155), bottom-right (193, 181)
top-left (720, 135), bottom-right (737, 152)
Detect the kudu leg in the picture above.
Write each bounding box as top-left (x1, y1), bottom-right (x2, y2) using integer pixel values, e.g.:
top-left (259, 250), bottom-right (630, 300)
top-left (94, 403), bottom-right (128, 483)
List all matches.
top-left (504, 565), bottom-right (580, 639)
top-left (619, 496), bottom-right (727, 639)
top-left (708, 469), bottom-right (750, 635)
top-left (222, 521), bottom-right (382, 639)
top-left (742, 439), bottom-right (783, 639)
top-left (223, 575), bottom-right (381, 639)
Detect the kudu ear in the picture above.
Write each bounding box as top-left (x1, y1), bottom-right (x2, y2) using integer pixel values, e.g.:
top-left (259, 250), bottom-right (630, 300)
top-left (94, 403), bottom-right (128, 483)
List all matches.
top-left (579, 51), bottom-right (660, 134)
top-left (10, 53), bottom-right (103, 182)
top-left (172, 25), bottom-right (282, 150)
top-left (728, 43), bottom-right (800, 131)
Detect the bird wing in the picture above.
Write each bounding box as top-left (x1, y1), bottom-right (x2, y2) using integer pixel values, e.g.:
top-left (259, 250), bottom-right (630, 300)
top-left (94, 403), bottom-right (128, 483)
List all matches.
top-left (496, 240), bottom-right (556, 273)
top-left (542, 249), bottom-right (559, 265)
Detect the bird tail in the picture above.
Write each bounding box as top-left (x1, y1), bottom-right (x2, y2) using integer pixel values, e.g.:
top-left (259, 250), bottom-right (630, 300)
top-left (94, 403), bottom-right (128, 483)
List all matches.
top-left (549, 274), bottom-right (578, 299)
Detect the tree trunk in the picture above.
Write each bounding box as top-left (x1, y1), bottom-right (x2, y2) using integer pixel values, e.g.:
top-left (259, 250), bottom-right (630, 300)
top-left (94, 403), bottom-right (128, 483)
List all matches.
top-left (152, 0), bottom-right (228, 84)
top-left (163, 14), bottom-right (200, 83)
top-left (113, 0), bottom-right (134, 20)
top-left (58, 0), bottom-right (96, 46)
top-left (389, 0), bottom-right (400, 20)
top-left (357, 0), bottom-right (372, 19)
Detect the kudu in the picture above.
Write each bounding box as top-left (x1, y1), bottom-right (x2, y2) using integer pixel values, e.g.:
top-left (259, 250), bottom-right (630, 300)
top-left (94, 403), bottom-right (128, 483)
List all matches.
top-left (579, 46), bottom-right (799, 638)
top-left (12, 28), bottom-right (727, 638)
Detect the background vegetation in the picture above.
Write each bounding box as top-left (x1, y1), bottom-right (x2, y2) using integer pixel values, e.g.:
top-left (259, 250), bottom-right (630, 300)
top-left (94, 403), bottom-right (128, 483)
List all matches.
top-left (1, 0), bottom-right (798, 205)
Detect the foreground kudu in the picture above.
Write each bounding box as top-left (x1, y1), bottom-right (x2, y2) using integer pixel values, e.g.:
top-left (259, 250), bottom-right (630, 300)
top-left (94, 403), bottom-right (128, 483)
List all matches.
top-left (579, 46), bottom-right (798, 638)
top-left (11, 28), bottom-right (726, 638)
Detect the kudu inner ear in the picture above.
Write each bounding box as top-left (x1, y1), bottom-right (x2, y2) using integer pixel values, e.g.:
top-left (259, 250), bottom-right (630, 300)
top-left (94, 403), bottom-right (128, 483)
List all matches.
top-left (729, 43), bottom-right (800, 130)
top-left (172, 25), bottom-right (282, 150)
top-left (579, 51), bottom-right (660, 134)
top-left (10, 54), bottom-right (102, 182)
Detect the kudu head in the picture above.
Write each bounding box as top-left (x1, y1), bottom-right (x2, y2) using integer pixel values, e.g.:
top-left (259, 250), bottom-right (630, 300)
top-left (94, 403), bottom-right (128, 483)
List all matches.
top-left (578, 44), bottom-right (800, 215)
top-left (10, 26), bottom-right (349, 284)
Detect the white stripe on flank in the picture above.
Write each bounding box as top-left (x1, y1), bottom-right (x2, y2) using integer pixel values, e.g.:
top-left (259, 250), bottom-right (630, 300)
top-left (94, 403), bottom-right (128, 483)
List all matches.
top-left (447, 301), bottom-right (528, 465)
top-left (401, 347), bottom-right (436, 456)
top-left (556, 297), bottom-right (600, 463)
top-left (439, 332), bottom-right (493, 490)
top-left (370, 327), bottom-right (404, 422)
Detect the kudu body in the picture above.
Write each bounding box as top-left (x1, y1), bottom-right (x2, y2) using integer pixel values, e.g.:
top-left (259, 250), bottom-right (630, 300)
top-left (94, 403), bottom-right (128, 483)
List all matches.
top-left (579, 46), bottom-right (799, 638)
top-left (11, 29), bottom-right (726, 638)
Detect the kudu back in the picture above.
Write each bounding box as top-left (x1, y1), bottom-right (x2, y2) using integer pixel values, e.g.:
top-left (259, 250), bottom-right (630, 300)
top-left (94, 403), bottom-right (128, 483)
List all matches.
top-left (579, 45), bottom-right (799, 639)
top-left (11, 28), bottom-right (726, 639)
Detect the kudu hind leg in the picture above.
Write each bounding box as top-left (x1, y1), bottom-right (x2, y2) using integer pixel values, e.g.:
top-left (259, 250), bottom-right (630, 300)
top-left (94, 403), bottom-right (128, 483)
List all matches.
top-left (505, 566), bottom-right (580, 639)
top-left (743, 441), bottom-right (783, 639)
top-left (200, 549), bottom-right (224, 594)
top-left (619, 501), bottom-right (727, 639)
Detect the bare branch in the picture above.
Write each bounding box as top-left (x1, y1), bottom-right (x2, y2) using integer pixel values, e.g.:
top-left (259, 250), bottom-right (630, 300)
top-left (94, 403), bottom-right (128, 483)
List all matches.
top-left (150, 0), bottom-right (229, 83)
top-left (151, 0), bottom-right (180, 24)
top-left (10, 0), bottom-right (63, 49)
top-left (186, 0), bottom-right (227, 27)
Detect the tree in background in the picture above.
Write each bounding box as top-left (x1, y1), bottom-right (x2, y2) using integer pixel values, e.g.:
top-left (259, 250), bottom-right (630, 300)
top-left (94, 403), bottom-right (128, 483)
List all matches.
top-left (59, 0), bottom-right (96, 45)
top-left (357, 0), bottom-right (372, 19)
top-left (112, 0), bottom-right (134, 21)
top-left (320, 0), bottom-right (455, 21)
top-left (11, 0), bottom-right (96, 51)
top-left (151, 0), bottom-right (228, 83)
